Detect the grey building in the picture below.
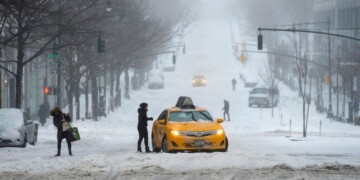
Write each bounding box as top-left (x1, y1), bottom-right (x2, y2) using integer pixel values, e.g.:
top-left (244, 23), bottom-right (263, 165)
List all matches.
top-left (314, 0), bottom-right (360, 122)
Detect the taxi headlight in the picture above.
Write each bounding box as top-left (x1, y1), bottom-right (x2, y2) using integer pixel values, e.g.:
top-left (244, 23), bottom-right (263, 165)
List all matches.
top-left (216, 129), bottom-right (224, 135)
top-left (192, 80), bottom-right (195, 83)
top-left (171, 130), bottom-right (181, 136)
top-left (202, 79), bottom-right (206, 83)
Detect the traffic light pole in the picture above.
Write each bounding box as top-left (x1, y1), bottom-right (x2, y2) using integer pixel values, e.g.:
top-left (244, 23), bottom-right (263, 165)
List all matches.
top-left (242, 50), bottom-right (328, 68)
top-left (327, 16), bottom-right (333, 117)
top-left (56, 0), bottom-right (62, 107)
top-left (258, 25), bottom-right (360, 118)
top-left (257, 27), bottom-right (360, 42)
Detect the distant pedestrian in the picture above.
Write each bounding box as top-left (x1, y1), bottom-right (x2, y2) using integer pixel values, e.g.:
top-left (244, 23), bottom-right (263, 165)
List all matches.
top-left (223, 100), bottom-right (230, 121)
top-left (232, 78), bottom-right (237, 91)
top-left (38, 101), bottom-right (50, 126)
top-left (50, 107), bottom-right (73, 156)
top-left (137, 103), bottom-right (153, 152)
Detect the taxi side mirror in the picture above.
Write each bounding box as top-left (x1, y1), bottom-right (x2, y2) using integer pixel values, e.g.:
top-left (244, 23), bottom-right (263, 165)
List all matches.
top-left (158, 119), bottom-right (166, 125)
top-left (216, 118), bottom-right (224, 123)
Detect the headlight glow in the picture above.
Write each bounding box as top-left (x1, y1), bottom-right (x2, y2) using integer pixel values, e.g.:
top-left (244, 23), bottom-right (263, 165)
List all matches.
top-left (171, 130), bottom-right (181, 136)
top-left (216, 129), bottom-right (224, 135)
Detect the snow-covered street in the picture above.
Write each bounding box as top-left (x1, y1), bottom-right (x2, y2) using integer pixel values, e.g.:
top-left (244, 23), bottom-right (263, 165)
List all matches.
top-left (2, 2), bottom-right (360, 180)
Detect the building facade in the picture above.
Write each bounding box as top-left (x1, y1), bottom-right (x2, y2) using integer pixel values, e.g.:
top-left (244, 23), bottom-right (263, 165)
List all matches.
top-left (314, 0), bottom-right (360, 121)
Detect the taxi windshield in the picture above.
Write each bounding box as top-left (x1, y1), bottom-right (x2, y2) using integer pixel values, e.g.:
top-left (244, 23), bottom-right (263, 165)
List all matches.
top-left (169, 111), bottom-right (213, 122)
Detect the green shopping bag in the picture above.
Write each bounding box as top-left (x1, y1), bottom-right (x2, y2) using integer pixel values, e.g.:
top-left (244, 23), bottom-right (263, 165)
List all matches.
top-left (68, 124), bottom-right (81, 142)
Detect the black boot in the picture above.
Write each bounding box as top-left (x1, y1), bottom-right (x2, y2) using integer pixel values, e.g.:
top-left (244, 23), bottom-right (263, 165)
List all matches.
top-left (145, 148), bottom-right (151, 153)
top-left (137, 148), bottom-right (142, 152)
top-left (55, 152), bottom-right (60, 157)
top-left (69, 151), bottom-right (73, 156)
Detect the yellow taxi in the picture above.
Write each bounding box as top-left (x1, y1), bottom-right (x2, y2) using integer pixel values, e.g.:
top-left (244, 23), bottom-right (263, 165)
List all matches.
top-left (151, 97), bottom-right (228, 153)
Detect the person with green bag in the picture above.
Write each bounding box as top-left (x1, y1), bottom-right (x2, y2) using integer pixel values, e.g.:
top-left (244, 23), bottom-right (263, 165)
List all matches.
top-left (50, 107), bottom-right (73, 156)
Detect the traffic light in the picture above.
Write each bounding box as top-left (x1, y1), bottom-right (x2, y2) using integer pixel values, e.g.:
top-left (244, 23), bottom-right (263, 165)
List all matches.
top-left (43, 86), bottom-right (50, 95)
top-left (240, 53), bottom-right (246, 64)
top-left (43, 86), bottom-right (58, 95)
top-left (323, 74), bottom-right (329, 85)
top-left (257, 34), bottom-right (263, 50)
top-left (172, 54), bottom-right (176, 64)
top-left (97, 37), bottom-right (105, 53)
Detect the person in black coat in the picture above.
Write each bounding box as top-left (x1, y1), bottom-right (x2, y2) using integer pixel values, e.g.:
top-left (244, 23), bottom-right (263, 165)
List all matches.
top-left (232, 78), bottom-right (237, 91)
top-left (38, 102), bottom-right (50, 126)
top-left (50, 107), bottom-right (72, 156)
top-left (137, 103), bottom-right (153, 152)
top-left (223, 100), bottom-right (230, 121)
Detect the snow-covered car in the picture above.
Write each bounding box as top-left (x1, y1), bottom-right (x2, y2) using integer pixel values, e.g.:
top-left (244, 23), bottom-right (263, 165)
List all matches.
top-left (192, 75), bottom-right (206, 87)
top-left (0, 108), bottom-right (38, 147)
top-left (248, 85), bottom-right (279, 107)
top-left (148, 70), bottom-right (165, 89)
top-left (244, 76), bottom-right (258, 88)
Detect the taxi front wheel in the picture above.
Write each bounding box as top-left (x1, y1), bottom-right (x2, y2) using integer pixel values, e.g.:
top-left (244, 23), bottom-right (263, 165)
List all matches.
top-left (152, 134), bottom-right (161, 153)
top-left (161, 136), bottom-right (169, 153)
top-left (220, 137), bottom-right (228, 152)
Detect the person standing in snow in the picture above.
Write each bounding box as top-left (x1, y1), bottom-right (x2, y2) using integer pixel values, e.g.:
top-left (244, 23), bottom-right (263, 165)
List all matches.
top-left (223, 100), bottom-right (230, 121)
top-left (137, 103), bottom-right (153, 152)
top-left (232, 78), bottom-right (237, 91)
top-left (50, 107), bottom-right (73, 156)
top-left (38, 101), bottom-right (50, 126)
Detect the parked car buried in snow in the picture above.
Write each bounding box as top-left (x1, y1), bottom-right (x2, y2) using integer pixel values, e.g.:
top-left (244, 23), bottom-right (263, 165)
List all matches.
top-left (148, 70), bottom-right (165, 89)
top-left (248, 85), bottom-right (279, 107)
top-left (0, 108), bottom-right (38, 147)
top-left (151, 96), bottom-right (228, 153)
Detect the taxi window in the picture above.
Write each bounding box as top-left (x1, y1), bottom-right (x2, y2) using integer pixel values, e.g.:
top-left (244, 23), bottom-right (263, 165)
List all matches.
top-left (157, 110), bottom-right (168, 120)
top-left (169, 111), bottom-right (213, 122)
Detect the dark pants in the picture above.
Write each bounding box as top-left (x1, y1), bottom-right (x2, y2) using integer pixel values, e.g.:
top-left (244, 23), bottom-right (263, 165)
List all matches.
top-left (57, 131), bottom-right (72, 154)
top-left (40, 117), bottom-right (46, 126)
top-left (224, 111), bottom-right (230, 121)
top-left (137, 127), bottom-right (149, 150)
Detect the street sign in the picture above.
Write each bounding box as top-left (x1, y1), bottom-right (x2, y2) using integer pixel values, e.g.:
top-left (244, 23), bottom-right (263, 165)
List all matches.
top-left (48, 53), bottom-right (59, 59)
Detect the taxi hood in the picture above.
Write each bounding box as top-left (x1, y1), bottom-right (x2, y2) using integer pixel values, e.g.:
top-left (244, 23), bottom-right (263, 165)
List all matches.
top-left (167, 121), bottom-right (223, 131)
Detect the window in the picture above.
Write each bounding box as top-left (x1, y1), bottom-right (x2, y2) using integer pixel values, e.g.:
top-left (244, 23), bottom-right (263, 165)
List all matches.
top-left (157, 110), bottom-right (168, 120)
top-left (169, 111), bottom-right (213, 122)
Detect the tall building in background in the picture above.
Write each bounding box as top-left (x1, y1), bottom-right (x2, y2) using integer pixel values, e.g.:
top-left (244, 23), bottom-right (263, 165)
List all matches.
top-left (314, 0), bottom-right (360, 120)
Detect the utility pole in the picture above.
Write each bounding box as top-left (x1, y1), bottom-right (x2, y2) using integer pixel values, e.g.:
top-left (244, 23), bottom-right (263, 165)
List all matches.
top-left (327, 16), bottom-right (333, 117)
top-left (56, 0), bottom-right (62, 107)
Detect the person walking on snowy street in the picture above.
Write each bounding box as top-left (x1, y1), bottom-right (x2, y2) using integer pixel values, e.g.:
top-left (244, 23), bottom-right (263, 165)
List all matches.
top-left (223, 100), bottom-right (230, 121)
top-left (51, 107), bottom-right (73, 156)
top-left (232, 78), bottom-right (237, 91)
top-left (137, 103), bottom-right (153, 152)
top-left (38, 101), bottom-right (50, 126)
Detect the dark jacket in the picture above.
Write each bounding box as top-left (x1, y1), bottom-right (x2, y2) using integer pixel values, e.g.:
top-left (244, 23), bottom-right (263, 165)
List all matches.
top-left (51, 107), bottom-right (71, 140)
top-left (137, 108), bottom-right (152, 128)
top-left (38, 103), bottom-right (50, 119)
top-left (223, 101), bottom-right (229, 111)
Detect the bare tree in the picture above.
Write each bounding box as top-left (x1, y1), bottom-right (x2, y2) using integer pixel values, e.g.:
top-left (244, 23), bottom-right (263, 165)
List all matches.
top-left (0, 0), bottom-right (99, 108)
top-left (259, 57), bottom-right (279, 117)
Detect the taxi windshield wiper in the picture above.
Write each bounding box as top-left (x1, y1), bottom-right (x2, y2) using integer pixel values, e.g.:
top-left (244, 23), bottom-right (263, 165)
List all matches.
top-left (198, 111), bottom-right (212, 121)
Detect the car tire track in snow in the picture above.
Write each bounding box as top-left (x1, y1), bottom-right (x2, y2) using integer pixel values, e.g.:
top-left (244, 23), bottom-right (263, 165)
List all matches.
top-left (105, 152), bottom-right (122, 180)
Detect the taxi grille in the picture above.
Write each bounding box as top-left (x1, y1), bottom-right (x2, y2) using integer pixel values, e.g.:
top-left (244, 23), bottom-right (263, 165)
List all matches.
top-left (182, 131), bottom-right (214, 137)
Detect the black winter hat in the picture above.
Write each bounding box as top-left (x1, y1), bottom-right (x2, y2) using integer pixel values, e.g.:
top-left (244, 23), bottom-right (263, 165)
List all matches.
top-left (140, 102), bottom-right (148, 108)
